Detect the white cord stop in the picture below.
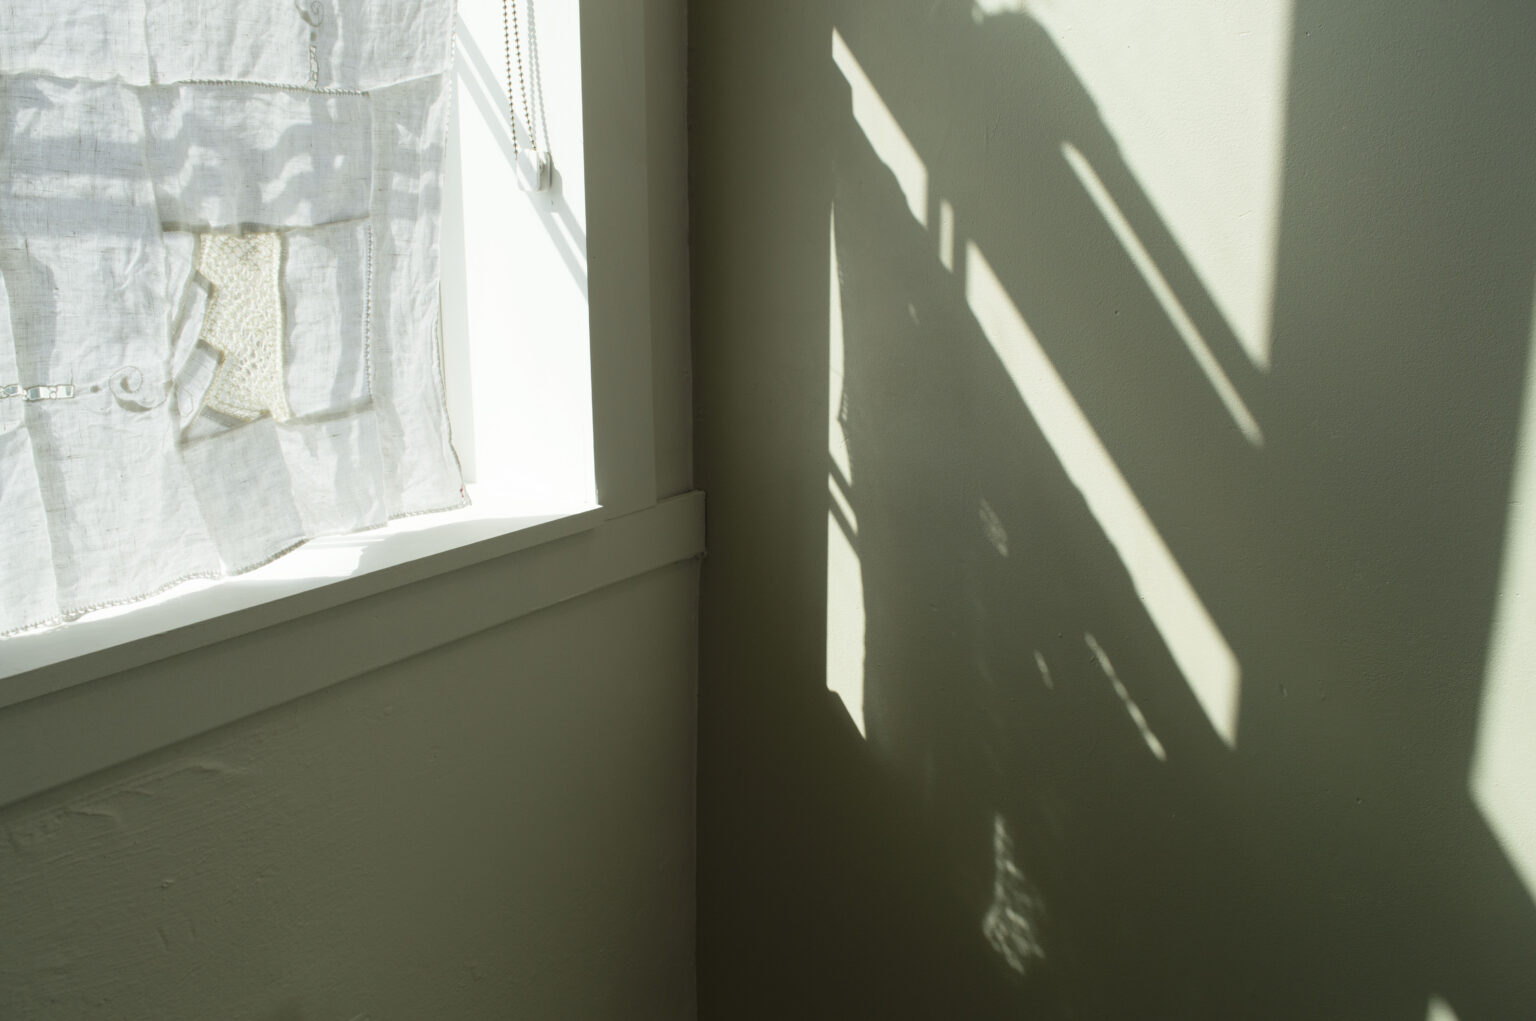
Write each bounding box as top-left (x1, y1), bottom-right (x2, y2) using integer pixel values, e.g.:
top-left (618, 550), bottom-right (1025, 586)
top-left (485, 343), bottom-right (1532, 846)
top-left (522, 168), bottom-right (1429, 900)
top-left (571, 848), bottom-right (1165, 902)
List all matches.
top-left (516, 149), bottom-right (552, 193)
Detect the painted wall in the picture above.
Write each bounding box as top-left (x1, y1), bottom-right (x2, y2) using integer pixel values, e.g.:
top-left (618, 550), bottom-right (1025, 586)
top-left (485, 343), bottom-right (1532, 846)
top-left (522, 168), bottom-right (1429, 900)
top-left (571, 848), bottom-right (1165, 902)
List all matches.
top-left (693, 1), bottom-right (1536, 1018)
top-left (0, 563), bottom-right (697, 1021)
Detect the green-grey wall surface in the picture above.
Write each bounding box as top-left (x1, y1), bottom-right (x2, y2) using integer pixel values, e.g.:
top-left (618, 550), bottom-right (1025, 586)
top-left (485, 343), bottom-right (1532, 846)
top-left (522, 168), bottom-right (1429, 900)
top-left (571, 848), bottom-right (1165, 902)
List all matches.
top-left (1, 564), bottom-right (698, 1021)
top-left (692, 2), bottom-right (1536, 1018)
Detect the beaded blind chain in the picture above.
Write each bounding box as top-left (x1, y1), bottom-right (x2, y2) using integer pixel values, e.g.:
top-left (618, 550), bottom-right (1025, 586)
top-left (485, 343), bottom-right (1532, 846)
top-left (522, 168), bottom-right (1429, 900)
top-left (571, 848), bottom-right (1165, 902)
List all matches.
top-left (500, 0), bottom-right (551, 191)
top-left (502, 0), bottom-right (536, 160)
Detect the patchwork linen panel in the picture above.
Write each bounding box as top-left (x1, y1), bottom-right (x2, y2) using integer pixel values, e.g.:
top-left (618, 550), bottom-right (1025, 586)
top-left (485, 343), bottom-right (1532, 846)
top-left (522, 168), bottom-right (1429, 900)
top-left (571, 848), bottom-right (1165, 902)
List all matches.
top-left (0, 0), bottom-right (465, 635)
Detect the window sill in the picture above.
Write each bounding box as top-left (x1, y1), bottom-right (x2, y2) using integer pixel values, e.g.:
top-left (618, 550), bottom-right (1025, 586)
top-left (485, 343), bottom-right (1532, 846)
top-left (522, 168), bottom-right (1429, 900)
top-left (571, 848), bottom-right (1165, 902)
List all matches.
top-left (0, 488), bottom-right (704, 805)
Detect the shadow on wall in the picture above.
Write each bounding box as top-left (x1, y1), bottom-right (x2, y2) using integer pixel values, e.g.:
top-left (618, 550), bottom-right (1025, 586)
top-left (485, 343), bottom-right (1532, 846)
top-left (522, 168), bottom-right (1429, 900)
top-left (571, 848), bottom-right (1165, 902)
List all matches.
top-left (700, 0), bottom-right (1536, 1018)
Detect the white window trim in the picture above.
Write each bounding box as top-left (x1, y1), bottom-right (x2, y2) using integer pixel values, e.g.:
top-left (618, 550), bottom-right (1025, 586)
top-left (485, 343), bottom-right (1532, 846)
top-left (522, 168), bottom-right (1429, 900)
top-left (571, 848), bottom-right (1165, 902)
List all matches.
top-left (0, 0), bottom-right (699, 806)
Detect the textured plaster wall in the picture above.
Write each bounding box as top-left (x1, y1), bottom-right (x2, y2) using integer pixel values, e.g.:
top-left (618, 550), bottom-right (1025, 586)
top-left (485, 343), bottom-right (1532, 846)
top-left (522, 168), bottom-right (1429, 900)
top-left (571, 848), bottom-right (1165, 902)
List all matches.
top-left (693, 1), bottom-right (1536, 1017)
top-left (0, 563), bottom-right (697, 1021)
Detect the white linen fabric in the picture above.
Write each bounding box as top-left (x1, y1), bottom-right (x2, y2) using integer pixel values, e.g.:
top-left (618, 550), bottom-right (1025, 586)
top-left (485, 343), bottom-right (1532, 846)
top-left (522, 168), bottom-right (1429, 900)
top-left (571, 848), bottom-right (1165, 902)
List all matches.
top-left (0, 0), bottom-right (465, 636)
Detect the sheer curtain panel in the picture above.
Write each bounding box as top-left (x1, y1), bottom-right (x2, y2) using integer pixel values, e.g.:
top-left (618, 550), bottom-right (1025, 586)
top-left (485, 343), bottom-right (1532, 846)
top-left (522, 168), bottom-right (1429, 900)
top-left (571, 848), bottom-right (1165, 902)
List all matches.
top-left (0, 0), bottom-right (466, 636)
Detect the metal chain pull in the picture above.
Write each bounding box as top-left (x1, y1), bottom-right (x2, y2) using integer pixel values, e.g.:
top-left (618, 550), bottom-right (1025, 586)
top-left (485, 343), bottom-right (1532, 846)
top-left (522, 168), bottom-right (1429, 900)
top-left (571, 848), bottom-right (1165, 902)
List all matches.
top-left (502, 0), bottom-right (552, 192)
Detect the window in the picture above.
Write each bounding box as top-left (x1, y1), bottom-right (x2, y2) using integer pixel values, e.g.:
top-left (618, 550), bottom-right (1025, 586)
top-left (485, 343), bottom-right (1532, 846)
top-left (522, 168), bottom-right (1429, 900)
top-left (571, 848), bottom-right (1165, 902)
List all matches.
top-left (0, 0), bottom-right (698, 804)
top-left (1, 0), bottom-right (471, 640)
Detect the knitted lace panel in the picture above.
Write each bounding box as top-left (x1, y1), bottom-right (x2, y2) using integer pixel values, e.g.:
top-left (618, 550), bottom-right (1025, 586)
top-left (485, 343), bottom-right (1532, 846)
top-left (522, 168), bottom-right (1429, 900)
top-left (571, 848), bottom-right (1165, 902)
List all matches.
top-left (196, 232), bottom-right (292, 422)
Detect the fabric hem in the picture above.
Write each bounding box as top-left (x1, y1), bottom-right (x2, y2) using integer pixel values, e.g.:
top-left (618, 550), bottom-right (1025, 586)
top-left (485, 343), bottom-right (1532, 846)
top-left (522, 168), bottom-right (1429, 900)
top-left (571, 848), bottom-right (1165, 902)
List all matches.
top-left (0, 491), bottom-right (474, 642)
top-left (170, 77), bottom-right (366, 96)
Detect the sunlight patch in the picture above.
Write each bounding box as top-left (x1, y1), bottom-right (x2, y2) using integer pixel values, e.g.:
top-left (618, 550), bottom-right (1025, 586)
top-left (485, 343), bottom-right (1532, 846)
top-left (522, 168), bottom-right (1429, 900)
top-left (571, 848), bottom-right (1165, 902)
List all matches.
top-left (832, 29), bottom-right (927, 228)
top-left (979, 497), bottom-right (1010, 558)
top-left (826, 205), bottom-right (867, 738)
top-left (982, 812), bottom-right (1046, 974)
top-left (827, 504), bottom-right (869, 739)
top-left (1472, 280), bottom-right (1536, 903)
top-left (1034, 650), bottom-right (1054, 690)
top-left (1427, 996), bottom-right (1460, 1021)
top-left (1063, 143), bottom-right (1262, 446)
top-left (1087, 633), bottom-right (1167, 761)
top-left (972, 0), bottom-right (1030, 17)
top-left (1026, 1), bottom-right (1290, 368)
top-left (965, 241), bottom-right (1241, 746)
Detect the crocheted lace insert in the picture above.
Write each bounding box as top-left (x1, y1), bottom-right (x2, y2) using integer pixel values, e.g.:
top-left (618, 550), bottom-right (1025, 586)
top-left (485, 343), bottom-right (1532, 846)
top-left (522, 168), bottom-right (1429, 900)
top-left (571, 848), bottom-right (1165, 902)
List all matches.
top-left (196, 231), bottom-right (291, 422)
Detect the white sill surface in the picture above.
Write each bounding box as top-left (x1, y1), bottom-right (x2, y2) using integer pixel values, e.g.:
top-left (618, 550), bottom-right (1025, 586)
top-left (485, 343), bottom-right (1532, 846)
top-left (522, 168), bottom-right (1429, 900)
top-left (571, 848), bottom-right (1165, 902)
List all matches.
top-left (0, 484), bottom-right (603, 710)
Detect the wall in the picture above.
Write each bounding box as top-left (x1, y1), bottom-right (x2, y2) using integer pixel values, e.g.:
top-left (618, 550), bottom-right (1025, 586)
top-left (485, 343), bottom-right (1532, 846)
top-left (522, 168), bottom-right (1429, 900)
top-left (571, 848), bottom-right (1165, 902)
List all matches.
top-left (693, 1), bottom-right (1536, 1018)
top-left (0, 564), bottom-right (697, 1021)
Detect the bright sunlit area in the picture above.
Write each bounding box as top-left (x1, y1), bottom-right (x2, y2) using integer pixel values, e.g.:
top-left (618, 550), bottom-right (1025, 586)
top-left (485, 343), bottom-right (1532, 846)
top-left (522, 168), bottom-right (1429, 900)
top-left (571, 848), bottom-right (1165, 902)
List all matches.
top-left (1473, 278), bottom-right (1536, 908)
